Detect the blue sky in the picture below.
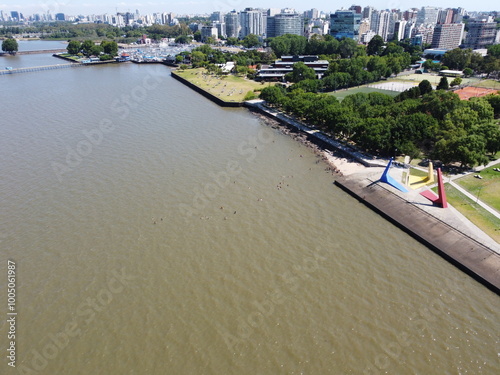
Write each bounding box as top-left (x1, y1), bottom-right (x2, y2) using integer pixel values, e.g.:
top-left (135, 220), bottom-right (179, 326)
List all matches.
top-left (1, 1), bottom-right (498, 16)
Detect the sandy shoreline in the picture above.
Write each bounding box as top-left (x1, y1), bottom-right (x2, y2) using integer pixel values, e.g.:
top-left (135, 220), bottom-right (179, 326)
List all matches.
top-left (251, 111), bottom-right (368, 176)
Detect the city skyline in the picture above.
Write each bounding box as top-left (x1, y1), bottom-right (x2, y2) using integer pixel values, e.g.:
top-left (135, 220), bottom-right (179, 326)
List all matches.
top-left (1, 0), bottom-right (498, 18)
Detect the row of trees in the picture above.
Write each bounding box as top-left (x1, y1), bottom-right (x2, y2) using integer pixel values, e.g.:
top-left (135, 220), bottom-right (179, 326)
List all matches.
top-left (0, 22), bottom-right (125, 40)
top-left (0, 21), bottom-right (191, 43)
top-left (267, 34), bottom-right (420, 62)
top-left (269, 53), bottom-right (411, 94)
top-left (260, 84), bottom-right (500, 167)
top-left (263, 34), bottom-right (413, 91)
top-left (183, 44), bottom-right (275, 70)
top-left (269, 34), bottom-right (362, 59)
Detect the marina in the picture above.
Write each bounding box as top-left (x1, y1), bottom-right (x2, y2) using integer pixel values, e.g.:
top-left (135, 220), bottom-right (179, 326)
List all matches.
top-left (119, 42), bottom-right (196, 63)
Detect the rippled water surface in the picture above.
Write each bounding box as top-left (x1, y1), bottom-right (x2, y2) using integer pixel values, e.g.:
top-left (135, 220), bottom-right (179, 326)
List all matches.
top-left (0, 47), bottom-right (498, 375)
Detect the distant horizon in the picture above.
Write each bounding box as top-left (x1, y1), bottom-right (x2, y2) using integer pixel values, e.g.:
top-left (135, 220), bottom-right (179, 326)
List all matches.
top-left (1, 1), bottom-right (498, 18)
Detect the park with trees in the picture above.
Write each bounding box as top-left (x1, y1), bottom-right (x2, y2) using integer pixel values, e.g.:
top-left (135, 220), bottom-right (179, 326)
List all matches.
top-left (172, 33), bottom-right (499, 169)
top-left (64, 39), bottom-right (118, 60)
top-left (260, 82), bottom-right (500, 168)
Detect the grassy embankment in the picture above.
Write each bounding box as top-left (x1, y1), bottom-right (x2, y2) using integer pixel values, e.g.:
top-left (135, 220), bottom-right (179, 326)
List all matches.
top-left (429, 164), bottom-right (500, 242)
top-left (57, 53), bottom-right (81, 61)
top-left (455, 165), bottom-right (500, 214)
top-left (473, 79), bottom-right (500, 90)
top-left (441, 182), bottom-right (500, 243)
top-left (174, 68), bottom-right (271, 103)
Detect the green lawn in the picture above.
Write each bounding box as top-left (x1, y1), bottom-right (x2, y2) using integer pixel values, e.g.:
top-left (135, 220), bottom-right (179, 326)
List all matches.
top-left (174, 68), bottom-right (271, 103)
top-left (455, 165), bottom-right (500, 213)
top-left (472, 79), bottom-right (500, 90)
top-left (440, 183), bottom-right (500, 243)
top-left (330, 87), bottom-right (399, 101)
top-left (390, 73), bottom-right (479, 86)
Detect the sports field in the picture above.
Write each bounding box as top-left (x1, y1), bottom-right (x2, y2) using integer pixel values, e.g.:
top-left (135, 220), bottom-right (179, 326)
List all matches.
top-left (390, 73), bottom-right (479, 86)
top-left (330, 86), bottom-right (400, 101)
top-left (454, 86), bottom-right (499, 100)
top-left (472, 79), bottom-right (500, 90)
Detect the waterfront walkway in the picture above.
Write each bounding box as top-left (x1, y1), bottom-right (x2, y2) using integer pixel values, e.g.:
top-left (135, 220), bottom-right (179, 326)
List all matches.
top-left (245, 100), bottom-right (388, 168)
top-left (0, 63), bottom-right (83, 75)
top-left (0, 48), bottom-right (67, 56)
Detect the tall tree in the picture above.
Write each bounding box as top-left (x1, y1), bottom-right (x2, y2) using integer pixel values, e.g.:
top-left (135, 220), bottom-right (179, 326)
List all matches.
top-left (367, 35), bottom-right (384, 56)
top-left (81, 40), bottom-right (95, 57)
top-left (101, 40), bottom-right (118, 56)
top-left (285, 62), bottom-right (316, 83)
top-left (436, 76), bottom-right (449, 90)
top-left (338, 38), bottom-right (357, 58)
top-left (242, 34), bottom-right (260, 48)
top-left (441, 48), bottom-right (473, 70)
top-left (418, 79), bottom-right (433, 95)
top-left (66, 40), bottom-right (81, 55)
top-left (2, 38), bottom-right (18, 54)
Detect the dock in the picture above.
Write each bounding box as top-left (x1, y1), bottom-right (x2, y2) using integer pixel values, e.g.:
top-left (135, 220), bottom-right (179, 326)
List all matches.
top-left (0, 63), bottom-right (84, 75)
top-left (335, 176), bottom-right (500, 295)
top-left (0, 48), bottom-right (67, 56)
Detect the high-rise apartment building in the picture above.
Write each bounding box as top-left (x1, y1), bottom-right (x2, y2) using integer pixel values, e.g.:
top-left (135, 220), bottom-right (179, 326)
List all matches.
top-left (330, 10), bottom-right (361, 40)
top-left (431, 23), bottom-right (464, 49)
top-left (463, 19), bottom-right (497, 49)
top-left (239, 8), bottom-right (266, 37)
top-left (210, 11), bottom-right (224, 23)
top-left (370, 10), bottom-right (391, 41)
top-left (437, 9), bottom-right (454, 24)
top-left (224, 11), bottom-right (240, 38)
top-left (416, 7), bottom-right (439, 26)
top-left (304, 8), bottom-right (319, 19)
top-left (201, 25), bottom-right (218, 41)
top-left (349, 5), bottom-right (362, 14)
top-left (362, 6), bottom-right (373, 20)
top-left (267, 13), bottom-right (303, 38)
top-left (394, 20), bottom-right (407, 41)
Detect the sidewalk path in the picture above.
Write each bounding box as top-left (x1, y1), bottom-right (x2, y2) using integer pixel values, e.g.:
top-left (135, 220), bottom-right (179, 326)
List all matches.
top-left (448, 180), bottom-right (500, 220)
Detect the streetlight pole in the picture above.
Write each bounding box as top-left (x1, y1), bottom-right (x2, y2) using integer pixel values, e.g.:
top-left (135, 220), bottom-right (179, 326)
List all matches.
top-left (476, 185), bottom-right (483, 204)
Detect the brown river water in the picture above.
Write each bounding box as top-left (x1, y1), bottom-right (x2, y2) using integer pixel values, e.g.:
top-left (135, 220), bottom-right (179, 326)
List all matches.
top-left (0, 46), bottom-right (498, 374)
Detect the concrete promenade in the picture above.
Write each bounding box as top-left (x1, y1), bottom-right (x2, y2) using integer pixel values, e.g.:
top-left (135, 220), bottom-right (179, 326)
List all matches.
top-left (335, 175), bottom-right (500, 294)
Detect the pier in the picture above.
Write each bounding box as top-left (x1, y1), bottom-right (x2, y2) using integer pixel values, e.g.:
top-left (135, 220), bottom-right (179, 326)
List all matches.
top-left (0, 63), bottom-right (85, 75)
top-left (0, 49), bottom-right (68, 56)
